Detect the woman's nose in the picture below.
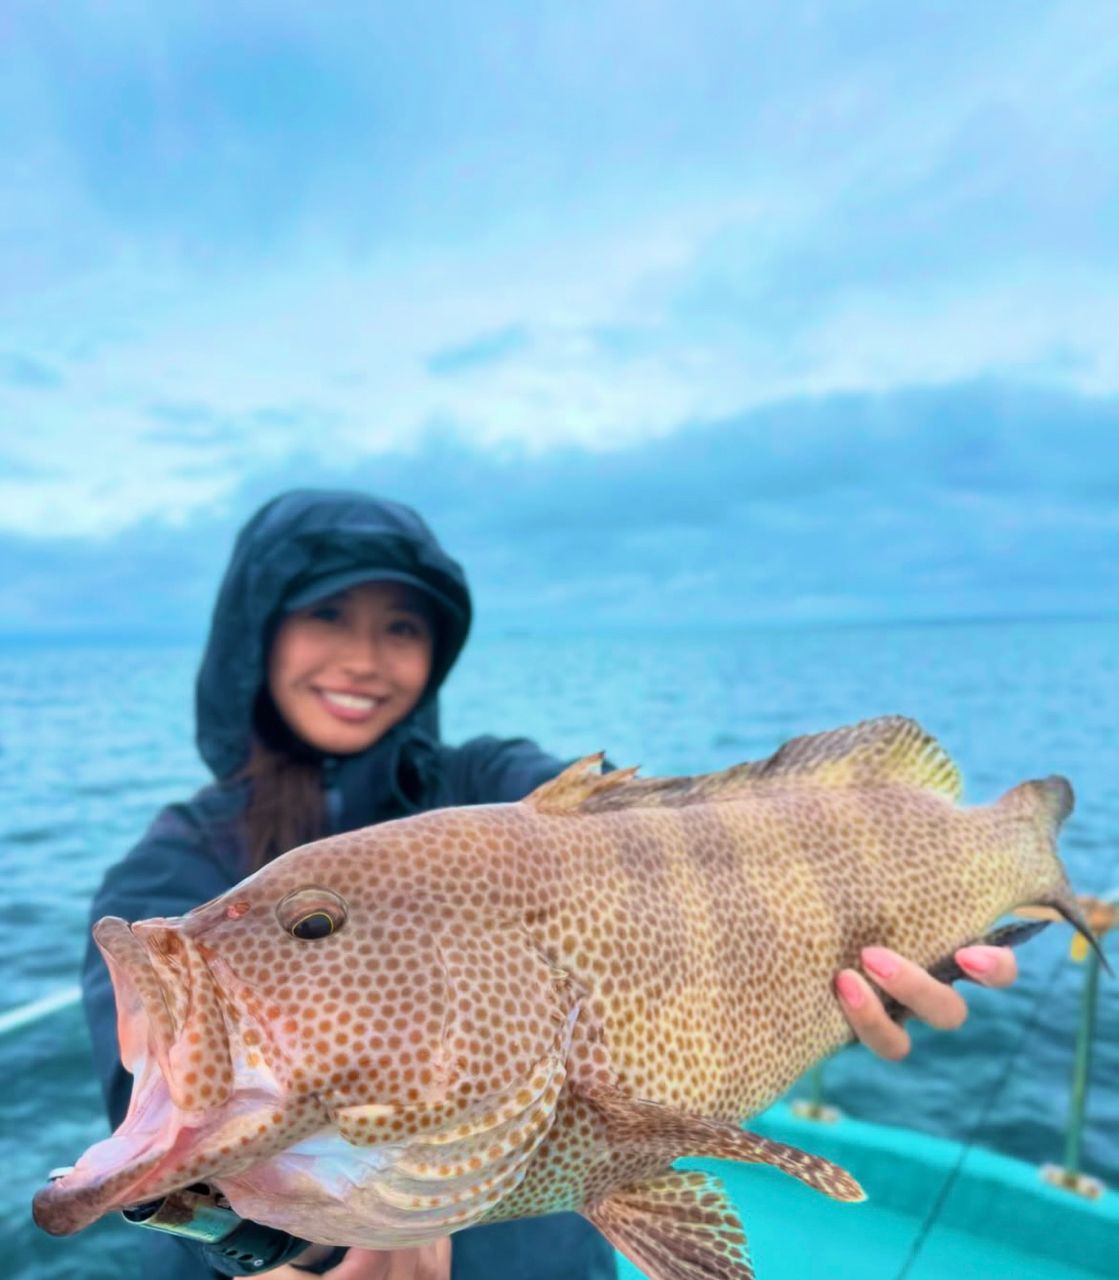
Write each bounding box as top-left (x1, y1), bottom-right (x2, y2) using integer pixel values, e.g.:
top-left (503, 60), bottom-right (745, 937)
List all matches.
top-left (338, 627), bottom-right (382, 673)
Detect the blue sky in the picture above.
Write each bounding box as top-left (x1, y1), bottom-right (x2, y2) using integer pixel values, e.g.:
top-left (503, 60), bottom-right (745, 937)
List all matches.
top-left (2, 3), bottom-right (1117, 634)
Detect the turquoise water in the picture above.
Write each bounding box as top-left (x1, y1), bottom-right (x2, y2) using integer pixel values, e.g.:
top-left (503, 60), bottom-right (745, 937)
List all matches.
top-left (735, 1106), bottom-right (1119, 1279)
top-left (2, 619), bottom-right (1117, 1278)
top-left (614, 1140), bottom-right (1116, 1280)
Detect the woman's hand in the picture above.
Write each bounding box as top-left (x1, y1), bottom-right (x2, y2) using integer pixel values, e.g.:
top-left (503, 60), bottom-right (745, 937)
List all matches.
top-left (270, 1239), bottom-right (451, 1280)
top-left (330, 1243), bottom-right (452, 1280)
top-left (836, 945), bottom-right (1019, 1061)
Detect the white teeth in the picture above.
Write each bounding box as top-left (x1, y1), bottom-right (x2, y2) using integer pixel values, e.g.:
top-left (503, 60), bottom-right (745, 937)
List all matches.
top-left (320, 691), bottom-right (378, 711)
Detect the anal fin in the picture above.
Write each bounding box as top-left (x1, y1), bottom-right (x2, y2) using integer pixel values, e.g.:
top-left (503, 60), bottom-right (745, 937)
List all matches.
top-left (584, 1170), bottom-right (753, 1280)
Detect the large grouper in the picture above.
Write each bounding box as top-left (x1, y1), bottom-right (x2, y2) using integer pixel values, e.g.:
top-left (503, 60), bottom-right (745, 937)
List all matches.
top-left (34, 716), bottom-right (1101, 1279)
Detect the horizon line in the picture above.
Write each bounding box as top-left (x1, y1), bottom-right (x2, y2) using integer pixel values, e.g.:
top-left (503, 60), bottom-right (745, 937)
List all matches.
top-left (1, 608), bottom-right (1116, 648)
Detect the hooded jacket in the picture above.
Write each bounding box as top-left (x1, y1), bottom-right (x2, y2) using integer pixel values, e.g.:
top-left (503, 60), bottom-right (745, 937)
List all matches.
top-left (81, 490), bottom-right (616, 1280)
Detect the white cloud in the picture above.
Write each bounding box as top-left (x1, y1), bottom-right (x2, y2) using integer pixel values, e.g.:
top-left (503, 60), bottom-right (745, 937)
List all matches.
top-left (1, 2), bottom-right (1117, 536)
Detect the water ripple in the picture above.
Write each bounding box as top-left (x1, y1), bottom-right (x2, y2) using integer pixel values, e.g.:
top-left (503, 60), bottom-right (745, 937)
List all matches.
top-left (3, 826), bottom-right (62, 846)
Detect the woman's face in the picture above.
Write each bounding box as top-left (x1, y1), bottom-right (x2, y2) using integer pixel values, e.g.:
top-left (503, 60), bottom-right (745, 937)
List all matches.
top-left (268, 581), bottom-right (434, 755)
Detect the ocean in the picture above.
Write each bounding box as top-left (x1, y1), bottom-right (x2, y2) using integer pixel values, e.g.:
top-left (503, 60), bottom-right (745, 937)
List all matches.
top-left (3, 618), bottom-right (1117, 1278)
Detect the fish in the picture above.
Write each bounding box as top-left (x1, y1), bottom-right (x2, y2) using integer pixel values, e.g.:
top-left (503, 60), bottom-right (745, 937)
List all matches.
top-left (34, 716), bottom-right (1101, 1280)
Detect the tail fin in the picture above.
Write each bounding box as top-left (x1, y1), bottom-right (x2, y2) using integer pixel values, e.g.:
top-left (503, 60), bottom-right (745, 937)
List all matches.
top-left (1043, 896), bottom-right (1112, 973)
top-left (998, 776), bottom-right (1112, 975)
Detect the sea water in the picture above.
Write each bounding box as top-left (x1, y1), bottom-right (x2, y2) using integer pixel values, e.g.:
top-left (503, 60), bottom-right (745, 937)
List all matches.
top-left (2, 619), bottom-right (1116, 1278)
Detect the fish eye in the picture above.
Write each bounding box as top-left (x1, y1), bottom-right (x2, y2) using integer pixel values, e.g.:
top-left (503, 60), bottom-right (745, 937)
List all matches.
top-left (277, 888), bottom-right (348, 941)
top-left (291, 911), bottom-right (336, 940)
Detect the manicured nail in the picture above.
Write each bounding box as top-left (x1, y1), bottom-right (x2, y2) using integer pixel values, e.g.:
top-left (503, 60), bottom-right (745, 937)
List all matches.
top-left (957, 947), bottom-right (994, 976)
top-left (835, 971), bottom-right (865, 1008)
top-left (862, 947), bottom-right (899, 981)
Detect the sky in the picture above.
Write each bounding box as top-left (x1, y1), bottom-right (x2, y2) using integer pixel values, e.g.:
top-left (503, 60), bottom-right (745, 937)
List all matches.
top-left (2, 2), bottom-right (1117, 635)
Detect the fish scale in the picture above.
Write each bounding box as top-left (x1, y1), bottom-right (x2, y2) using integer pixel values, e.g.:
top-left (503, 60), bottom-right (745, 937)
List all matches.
top-left (33, 716), bottom-right (1099, 1280)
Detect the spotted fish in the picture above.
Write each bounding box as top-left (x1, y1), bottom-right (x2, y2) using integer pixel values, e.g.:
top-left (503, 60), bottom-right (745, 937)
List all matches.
top-left (34, 717), bottom-right (1099, 1279)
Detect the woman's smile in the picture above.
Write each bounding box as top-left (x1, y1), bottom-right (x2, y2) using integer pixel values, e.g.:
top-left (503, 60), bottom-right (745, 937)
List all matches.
top-left (313, 688), bottom-right (387, 721)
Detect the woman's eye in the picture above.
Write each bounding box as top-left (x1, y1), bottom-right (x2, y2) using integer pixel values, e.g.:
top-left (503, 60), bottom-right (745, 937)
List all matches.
top-left (388, 616), bottom-right (425, 639)
top-left (290, 911), bottom-right (337, 941)
top-left (308, 605), bottom-right (342, 623)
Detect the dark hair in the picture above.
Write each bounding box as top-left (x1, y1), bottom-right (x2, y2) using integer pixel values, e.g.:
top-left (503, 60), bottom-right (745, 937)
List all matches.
top-left (238, 692), bottom-right (326, 873)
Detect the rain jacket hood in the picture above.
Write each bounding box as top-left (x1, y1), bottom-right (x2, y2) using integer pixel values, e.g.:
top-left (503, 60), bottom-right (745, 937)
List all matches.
top-left (195, 489), bottom-right (472, 780)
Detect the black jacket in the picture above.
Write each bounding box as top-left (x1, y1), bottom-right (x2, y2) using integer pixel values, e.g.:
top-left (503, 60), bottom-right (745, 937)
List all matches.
top-left (82, 490), bottom-right (616, 1280)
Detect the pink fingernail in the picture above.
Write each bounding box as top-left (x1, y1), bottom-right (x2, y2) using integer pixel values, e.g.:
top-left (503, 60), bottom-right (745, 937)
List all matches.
top-left (958, 948), bottom-right (993, 975)
top-left (862, 947), bottom-right (899, 980)
top-left (836, 972), bottom-right (865, 1008)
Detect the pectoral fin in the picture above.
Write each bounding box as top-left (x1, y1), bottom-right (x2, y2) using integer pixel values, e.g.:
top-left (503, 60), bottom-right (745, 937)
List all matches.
top-left (584, 1170), bottom-right (753, 1280)
top-left (585, 1085), bottom-right (864, 1202)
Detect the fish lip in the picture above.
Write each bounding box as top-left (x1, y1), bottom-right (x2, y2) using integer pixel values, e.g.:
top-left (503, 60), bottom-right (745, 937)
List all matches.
top-left (32, 1178), bottom-right (96, 1236)
top-left (93, 916), bottom-right (184, 1075)
top-left (98, 914), bottom-right (244, 1116)
top-left (100, 916), bottom-right (243, 1112)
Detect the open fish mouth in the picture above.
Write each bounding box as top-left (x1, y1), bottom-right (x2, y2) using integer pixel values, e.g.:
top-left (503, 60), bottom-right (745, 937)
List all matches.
top-left (32, 917), bottom-right (238, 1236)
top-left (93, 917), bottom-right (181, 1075)
top-left (92, 916), bottom-right (236, 1110)
top-left (32, 1031), bottom-right (181, 1235)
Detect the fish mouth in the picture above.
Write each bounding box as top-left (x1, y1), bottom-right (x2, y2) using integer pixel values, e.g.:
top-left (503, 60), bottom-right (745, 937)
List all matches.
top-left (93, 917), bottom-right (180, 1076)
top-left (32, 1048), bottom-right (178, 1235)
top-left (92, 915), bottom-right (236, 1109)
top-left (32, 917), bottom-right (237, 1237)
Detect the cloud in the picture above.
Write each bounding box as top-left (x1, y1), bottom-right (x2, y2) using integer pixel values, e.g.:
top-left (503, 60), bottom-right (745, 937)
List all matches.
top-left (145, 400), bottom-right (231, 445)
top-left (1, 3), bottom-right (1116, 551)
top-left (428, 326), bottom-right (529, 376)
top-left (1, 353), bottom-right (62, 390)
top-left (4, 381), bottom-right (1116, 637)
top-left (0, 453), bottom-right (57, 480)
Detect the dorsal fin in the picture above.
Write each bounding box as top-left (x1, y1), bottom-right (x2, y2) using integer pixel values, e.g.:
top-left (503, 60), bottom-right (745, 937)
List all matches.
top-left (745, 715), bottom-right (962, 800)
top-left (524, 754), bottom-right (641, 814)
top-left (523, 716), bottom-right (962, 816)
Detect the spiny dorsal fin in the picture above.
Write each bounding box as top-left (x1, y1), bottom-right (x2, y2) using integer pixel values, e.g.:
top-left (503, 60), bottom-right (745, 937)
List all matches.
top-left (525, 754), bottom-right (641, 814)
top-left (523, 716), bottom-right (962, 816)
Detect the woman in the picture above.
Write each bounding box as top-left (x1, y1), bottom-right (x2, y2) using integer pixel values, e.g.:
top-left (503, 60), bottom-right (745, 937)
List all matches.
top-left (82, 488), bottom-right (1017, 1279)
